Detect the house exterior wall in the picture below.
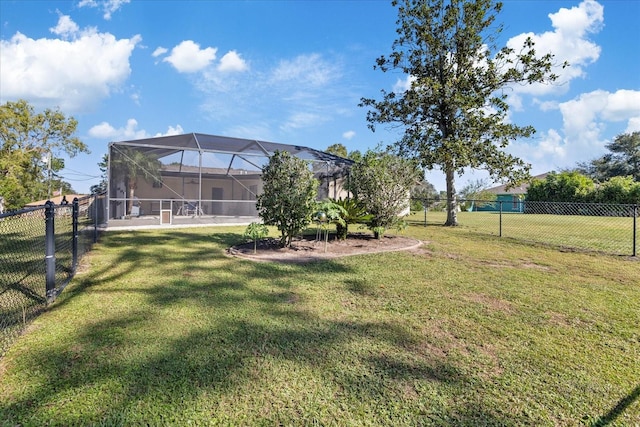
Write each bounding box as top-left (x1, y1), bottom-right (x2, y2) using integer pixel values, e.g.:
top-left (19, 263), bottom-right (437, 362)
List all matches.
top-left (112, 170), bottom-right (352, 219)
top-left (130, 174), bottom-right (263, 217)
top-left (476, 194), bottom-right (524, 213)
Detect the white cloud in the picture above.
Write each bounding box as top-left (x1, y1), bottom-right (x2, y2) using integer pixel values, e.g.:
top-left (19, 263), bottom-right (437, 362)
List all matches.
top-left (130, 90), bottom-right (141, 106)
top-left (506, 0), bottom-right (603, 97)
top-left (78, 0), bottom-right (130, 20)
top-left (271, 53), bottom-right (339, 87)
top-left (280, 111), bottom-right (325, 132)
top-left (218, 50), bottom-right (248, 72)
top-left (534, 99), bottom-right (559, 112)
top-left (154, 125), bottom-right (184, 137)
top-left (194, 52), bottom-right (349, 136)
top-left (516, 129), bottom-right (567, 162)
top-left (392, 75), bottom-right (416, 94)
top-left (50, 14), bottom-right (80, 38)
top-left (163, 40), bottom-right (217, 73)
top-left (506, 89), bottom-right (640, 175)
top-left (559, 89), bottom-right (640, 137)
top-left (0, 16), bottom-right (141, 112)
top-left (626, 117), bottom-right (640, 133)
top-left (88, 119), bottom-right (146, 140)
top-left (342, 130), bottom-right (356, 140)
top-left (88, 119), bottom-right (184, 140)
top-left (548, 0), bottom-right (604, 37)
top-left (152, 47), bottom-right (168, 57)
top-left (601, 89), bottom-right (640, 122)
top-left (224, 123), bottom-right (274, 142)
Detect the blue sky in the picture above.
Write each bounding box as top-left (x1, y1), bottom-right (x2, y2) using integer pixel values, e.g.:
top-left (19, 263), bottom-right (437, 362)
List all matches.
top-left (1, 0), bottom-right (639, 194)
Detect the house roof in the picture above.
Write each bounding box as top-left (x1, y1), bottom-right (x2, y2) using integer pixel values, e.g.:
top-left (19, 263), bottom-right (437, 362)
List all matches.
top-left (25, 194), bottom-right (87, 207)
top-left (486, 173), bottom-right (549, 195)
top-left (110, 133), bottom-right (353, 166)
top-left (109, 132), bottom-right (354, 180)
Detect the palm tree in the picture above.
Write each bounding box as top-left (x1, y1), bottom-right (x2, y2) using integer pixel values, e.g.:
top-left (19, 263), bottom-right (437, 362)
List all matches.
top-left (111, 147), bottom-right (161, 215)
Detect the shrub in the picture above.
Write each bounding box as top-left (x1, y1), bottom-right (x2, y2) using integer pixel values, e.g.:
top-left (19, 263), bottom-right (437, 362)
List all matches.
top-left (350, 150), bottom-right (420, 238)
top-left (256, 151), bottom-right (318, 247)
top-left (330, 198), bottom-right (372, 240)
top-left (243, 222), bottom-right (269, 254)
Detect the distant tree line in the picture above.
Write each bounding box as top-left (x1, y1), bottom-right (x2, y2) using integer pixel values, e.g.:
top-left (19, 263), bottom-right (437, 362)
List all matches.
top-left (527, 172), bottom-right (639, 205)
top-left (526, 132), bottom-right (640, 205)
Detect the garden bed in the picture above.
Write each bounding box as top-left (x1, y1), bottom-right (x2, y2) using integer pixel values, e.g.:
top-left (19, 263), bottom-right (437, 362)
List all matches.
top-left (228, 232), bottom-right (422, 263)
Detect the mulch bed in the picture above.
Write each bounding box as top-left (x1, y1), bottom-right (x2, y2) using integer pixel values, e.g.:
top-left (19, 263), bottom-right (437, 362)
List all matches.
top-left (227, 232), bottom-right (422, 264)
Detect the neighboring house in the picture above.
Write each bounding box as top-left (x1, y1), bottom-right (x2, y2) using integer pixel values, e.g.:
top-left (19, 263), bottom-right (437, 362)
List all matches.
top-left (25, 194), bottom-right (87, 207)
top-left (476, 173), bottom-right (549, 213)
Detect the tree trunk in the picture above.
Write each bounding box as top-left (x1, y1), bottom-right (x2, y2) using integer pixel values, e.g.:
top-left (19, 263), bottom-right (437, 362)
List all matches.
top-left (444, 165), bottom-right (458, 226)
top-left (127, 184), bottom-right (136, 215)
top-left (336, 223), bottom-right (348, 240)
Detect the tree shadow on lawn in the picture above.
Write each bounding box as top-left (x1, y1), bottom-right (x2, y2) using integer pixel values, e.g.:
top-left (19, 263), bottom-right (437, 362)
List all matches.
top-left (1, 228), bottom-right (529, 425)
top-left (49, 230), bottom-right (247, 311)
top-left (591, 384), bottom-right (640, 426)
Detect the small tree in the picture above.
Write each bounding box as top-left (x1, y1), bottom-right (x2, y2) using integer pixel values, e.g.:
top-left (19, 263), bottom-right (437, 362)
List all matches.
top-left (90, 153), bottom-right (109, 194)
top-left (243, 222), bottom-right (270, 254)
top-left (256, 150), bottom-right (319, 248)
top-left (325, 143), bottom-right (348, 158)
top-left (593, 176), bottom-right (640, 204)
top-left (577, 131), bottom-right (640, 182)
top-left (110, 146), bottom-right (162, 215)
top-left (350, 150), bottom-right (420, 238)
top-left (459, 179), bottom-right (496, 211)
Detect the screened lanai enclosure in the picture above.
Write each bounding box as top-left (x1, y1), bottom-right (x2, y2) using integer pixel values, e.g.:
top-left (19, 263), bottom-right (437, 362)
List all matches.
top-left (107, 133), bottom-right (353, 227)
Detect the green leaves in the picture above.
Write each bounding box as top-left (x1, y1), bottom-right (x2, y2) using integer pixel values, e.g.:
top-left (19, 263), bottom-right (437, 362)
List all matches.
top-left (110, 146), bottom-right (162, 215)
top-left (350, 150), bottom-right (420, 238)
top-left (527, 171), bottom-right (640, 204)
top-left (578, 131), bottom-right (640, 182)
top-left (243, 222), bottom-right (270, 254)
top-left (361, 0), bottom-right (560, 225)
top-left (0, 99), bottom-right (88, 209)
top-left (256, 151), bottom-right (319, 247)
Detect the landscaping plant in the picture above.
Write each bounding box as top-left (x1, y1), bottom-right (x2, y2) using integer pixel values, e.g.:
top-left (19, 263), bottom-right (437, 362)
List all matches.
top-left (349, 149), bottom-right (420, 238)
top-left (330, 198), bottom-right (372, 240)
top-left (242, 222), bottom-right (269, 254)
top-left (256, 150), bottom-right (318, 247)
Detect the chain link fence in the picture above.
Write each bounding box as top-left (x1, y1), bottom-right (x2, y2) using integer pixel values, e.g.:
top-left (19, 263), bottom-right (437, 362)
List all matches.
top-left (0, 193), bottom-right (106, 356)
top-left (409, 199), bottom-right (638, 257)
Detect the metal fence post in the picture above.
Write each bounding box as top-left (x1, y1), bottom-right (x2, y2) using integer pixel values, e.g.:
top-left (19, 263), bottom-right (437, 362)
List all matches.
top-left (633, 204), bottom-right (638, 257)
top-left (72, 198), bottom-right (79, 272)
top-left (93, 193), bottom-right (98, 243)
top-left (499, 201), bottom-right (503, 237)
top-left (45, 201), bottom-right (56, 302)
top-left (424, 202), bottom-right (427, 227)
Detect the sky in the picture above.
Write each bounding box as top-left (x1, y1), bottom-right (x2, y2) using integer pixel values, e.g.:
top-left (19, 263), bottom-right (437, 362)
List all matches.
top-left (1, 0), bottom-right (639, 194)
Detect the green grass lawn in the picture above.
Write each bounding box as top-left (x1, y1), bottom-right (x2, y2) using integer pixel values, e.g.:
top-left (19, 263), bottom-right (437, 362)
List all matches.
top-left (0, 225), bottom-right (638, 426)
top-left (407, 210), bottom-right (638, 255)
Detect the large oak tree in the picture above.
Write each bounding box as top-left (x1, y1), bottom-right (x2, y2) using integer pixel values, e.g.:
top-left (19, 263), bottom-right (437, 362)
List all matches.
top-left (361, 0), bottom-right (563, 225)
